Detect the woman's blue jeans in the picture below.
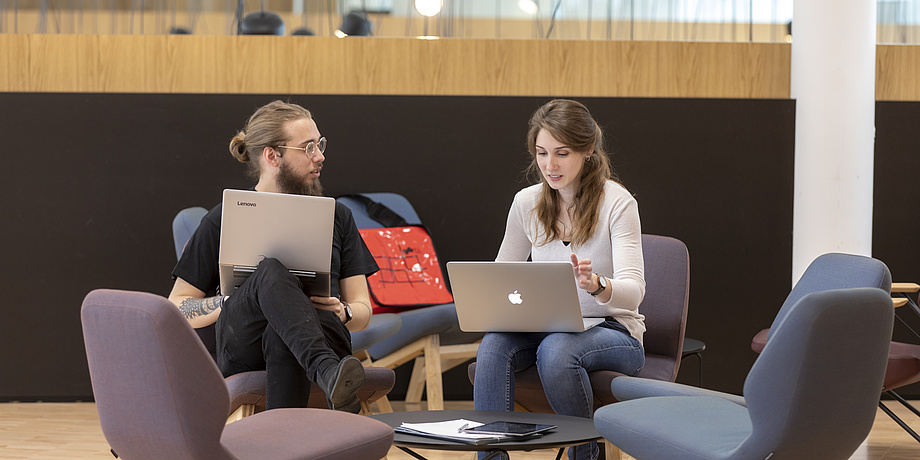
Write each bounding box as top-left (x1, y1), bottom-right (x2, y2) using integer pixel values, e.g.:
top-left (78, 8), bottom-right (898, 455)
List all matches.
top-left (473, 324), bottom-right (644, 460)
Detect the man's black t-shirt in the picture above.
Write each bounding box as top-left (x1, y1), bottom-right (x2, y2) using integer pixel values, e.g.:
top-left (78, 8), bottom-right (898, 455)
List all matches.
top-left (172, 200), bottom-right (378, 297)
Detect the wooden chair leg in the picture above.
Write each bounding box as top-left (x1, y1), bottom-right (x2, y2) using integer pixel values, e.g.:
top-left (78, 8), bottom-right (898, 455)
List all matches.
top-left (226, 404), bottom-right (256, 424)
top-left (404, 355), bottom-right (427, 403)
top-left (359, 399), bottom-right (373, 415)
top-left (374, 395), bottom-right (394, 413)
top-left (407, 341), bottom-right (480, 405)
top-left (423, 334), bottom-right (444, 410)
top-left (354, 349), bottom-right (373, 365)
top-left (605, 440), bottom-right (623, 460)
top-left (366, 337), bottom-right (427, 370)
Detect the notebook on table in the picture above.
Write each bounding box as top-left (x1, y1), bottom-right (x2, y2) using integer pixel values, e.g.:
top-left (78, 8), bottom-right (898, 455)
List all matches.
top-left (446, 261), bottom-right (605, 332)
top-left (219, 189), bottom-right (335, 297)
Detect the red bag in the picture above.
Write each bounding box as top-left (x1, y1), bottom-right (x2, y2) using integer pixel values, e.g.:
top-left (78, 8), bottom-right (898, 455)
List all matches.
top-left (359, 226), bottom-right (454, 313)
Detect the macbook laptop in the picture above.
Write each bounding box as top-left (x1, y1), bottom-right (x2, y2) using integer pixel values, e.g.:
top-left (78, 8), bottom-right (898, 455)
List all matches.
top-left (219, 189), bottom-right (335, 297)
top-left (446, 261), bottom-right (606, 332)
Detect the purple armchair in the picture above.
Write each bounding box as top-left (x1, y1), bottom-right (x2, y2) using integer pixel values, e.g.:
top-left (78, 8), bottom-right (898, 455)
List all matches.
top-left (81, 289), bottom-right (394, 460)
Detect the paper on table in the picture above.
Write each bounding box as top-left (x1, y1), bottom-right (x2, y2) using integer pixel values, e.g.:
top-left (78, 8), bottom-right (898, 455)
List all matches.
top-left (396, 419), bottom-right (504, 444)
top-left (399, 419), bottom-right (488, 437)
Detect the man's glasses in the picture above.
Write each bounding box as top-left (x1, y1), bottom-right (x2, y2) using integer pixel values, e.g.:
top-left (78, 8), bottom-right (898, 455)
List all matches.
top-left (276, 137), bottom-right (326, 158)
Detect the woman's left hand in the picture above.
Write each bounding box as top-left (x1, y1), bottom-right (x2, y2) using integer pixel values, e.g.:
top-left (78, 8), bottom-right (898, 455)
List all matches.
top-left (570, 253), bottom-right (597, 292)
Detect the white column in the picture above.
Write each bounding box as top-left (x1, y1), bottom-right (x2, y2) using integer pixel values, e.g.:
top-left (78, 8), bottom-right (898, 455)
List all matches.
top-left (791, 1), bottom-right (877, 284)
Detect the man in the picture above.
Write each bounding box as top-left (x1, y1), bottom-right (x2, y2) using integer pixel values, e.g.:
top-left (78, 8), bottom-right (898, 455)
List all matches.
top-left (169, 101), bottom-right (377, 413)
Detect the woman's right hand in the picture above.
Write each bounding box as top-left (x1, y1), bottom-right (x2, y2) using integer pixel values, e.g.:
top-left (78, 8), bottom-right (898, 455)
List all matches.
top-left (570, 253), bottom-right (597, 292)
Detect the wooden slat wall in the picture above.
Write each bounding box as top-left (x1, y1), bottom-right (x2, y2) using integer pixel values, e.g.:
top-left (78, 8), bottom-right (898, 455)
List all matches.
top-left (876, 45), bottom-right (920, 101)
top-left (0, 34), bottom-right (791, 98)
top-left (2, 34), bottom-right (918, 100)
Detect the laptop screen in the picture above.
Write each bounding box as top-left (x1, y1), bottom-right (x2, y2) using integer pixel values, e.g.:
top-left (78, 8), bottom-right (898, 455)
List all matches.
top-left (218, 189), bottom-right (335, 296)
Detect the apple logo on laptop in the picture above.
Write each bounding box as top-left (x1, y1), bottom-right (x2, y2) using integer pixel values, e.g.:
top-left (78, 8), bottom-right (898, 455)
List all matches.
top-left (508, 290), bottom-right (523, 305)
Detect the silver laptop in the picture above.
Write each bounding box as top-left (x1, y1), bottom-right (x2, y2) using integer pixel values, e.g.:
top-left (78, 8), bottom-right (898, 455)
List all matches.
top-left (219, 189), bottom-right (335, 297)
top-left (446, 261), bottom-right (606, 333)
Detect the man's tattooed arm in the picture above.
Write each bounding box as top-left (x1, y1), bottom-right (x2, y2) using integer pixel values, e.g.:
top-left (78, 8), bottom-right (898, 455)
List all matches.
top-left (178, 296), bottom-right (225, 321)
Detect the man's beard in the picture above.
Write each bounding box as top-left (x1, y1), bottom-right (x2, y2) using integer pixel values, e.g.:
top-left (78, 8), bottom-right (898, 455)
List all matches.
top-left (276, 161), bottom-right (323, 196)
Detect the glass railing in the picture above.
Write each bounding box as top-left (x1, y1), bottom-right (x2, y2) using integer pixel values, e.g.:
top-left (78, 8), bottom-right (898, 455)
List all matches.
top-left (0, 0), bottom-right (916, 44)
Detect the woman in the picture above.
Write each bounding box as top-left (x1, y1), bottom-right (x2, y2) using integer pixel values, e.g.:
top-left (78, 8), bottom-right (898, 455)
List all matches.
top-left (473, 99), bottom-right (646, 460)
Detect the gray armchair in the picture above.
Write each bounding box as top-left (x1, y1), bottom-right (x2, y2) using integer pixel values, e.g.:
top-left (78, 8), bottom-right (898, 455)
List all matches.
top-left (594, 287), bottom-right (893, 460)
top-left (751, 255), bottom-right (920, 442)
top-left (81, 289), bottom-right (394, 460)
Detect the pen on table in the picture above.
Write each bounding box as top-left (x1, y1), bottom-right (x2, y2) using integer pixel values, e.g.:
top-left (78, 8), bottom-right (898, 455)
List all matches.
top-left (457, 423), bottom-right (469, 433)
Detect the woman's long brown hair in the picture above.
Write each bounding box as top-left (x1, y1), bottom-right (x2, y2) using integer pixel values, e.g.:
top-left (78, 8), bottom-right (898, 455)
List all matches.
top-left (525, 99), bottom-right (617, 248)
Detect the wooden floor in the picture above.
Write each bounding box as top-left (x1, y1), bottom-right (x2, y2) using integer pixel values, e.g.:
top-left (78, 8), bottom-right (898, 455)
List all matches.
top-left (0, 400), bottom-right (918, 459)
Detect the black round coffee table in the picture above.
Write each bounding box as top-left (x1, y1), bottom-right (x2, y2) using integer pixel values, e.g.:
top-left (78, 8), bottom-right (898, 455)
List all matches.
top-left (370, 410), bottom-right (601, 460)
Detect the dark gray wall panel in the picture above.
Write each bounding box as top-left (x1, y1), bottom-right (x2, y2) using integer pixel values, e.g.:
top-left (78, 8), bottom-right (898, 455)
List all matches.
top-left (0, 94), bottom-right (795, 400)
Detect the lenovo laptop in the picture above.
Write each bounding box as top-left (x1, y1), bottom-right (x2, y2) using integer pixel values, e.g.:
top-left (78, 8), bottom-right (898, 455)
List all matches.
top-left (446, 261), bottom-right (606, 332)
top-left (219, 189), bottom-right (335, 297)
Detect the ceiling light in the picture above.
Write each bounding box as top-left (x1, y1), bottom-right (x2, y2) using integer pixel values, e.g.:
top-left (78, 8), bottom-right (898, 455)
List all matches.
top-left (415, 0), bottom-right (442, 17)
top-left (518, 0), bottom-right (538, 15)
